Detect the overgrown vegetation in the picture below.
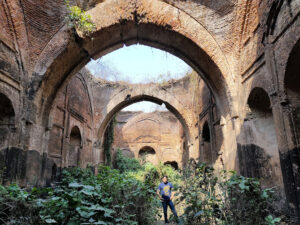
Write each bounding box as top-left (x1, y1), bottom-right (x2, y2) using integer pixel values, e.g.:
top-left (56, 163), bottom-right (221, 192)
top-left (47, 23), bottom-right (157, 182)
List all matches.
top-left (179, 161), bottom-right (285, 225)
top-left (0, 184), bottom-right (40, 225)
top-left (0, 153), bottom-right (286, 225)
top-left (65, 1), bottom-right (96, 36)
top-left (0, 167), bottom-right (159, 225)
top-left (103, 116), bottom-right (117, 166)
top-left (114, 149), bottom-right (142, 173)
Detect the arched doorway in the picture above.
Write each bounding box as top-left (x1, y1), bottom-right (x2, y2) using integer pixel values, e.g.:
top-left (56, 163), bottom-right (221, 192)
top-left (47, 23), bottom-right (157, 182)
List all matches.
top-left (98, 96), bottom-right (192, 167)
top-left (38, 0), bottom-right (235, 135)
top-left (68, 126), bottom-right (82, 167)
top-left (201, 121), bottom-right (212, 165)
top-left (0, 93), bottom-right (15, 150)
top-left (285, 39), bottom-right (300, 149)
top-left (283, 38), bottom-right (300, 213)
top-left (36, 0), bottom-right (236, 179)
top-left (138, 146), bottom-right (158, 165)
top-left (238, 87), bottom-right (283, 190)
top-left (164, 161), bottom-right (179, 170)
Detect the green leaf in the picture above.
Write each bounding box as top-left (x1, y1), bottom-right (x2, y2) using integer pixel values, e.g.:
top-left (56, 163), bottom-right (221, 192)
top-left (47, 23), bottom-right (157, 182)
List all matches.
top-left (76, 207), bottom-right (96, 218)
top-left (94, 221), bottom-right (107, 225)
top-left (67, 220), bottom-right (80, 225)
top-left (194, 210), bottom-right (204, 217)
top-left (69, 182), bottom-right (83, 188)
top-left (273, 218), bottom-right (281, 222)
top-left (45, 218), bottom-right (57, 224)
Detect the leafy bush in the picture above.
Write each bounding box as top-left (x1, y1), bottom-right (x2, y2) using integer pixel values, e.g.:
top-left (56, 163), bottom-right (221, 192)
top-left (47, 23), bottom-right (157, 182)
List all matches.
top-left (144, 162), bottom-right (181, 186)
top-left (0, 167), bottom-right (159, 225)
top-left (125, 161), bottom-right (181, 192)
top-left (0, 158), bottom-right (287, 225)
top-left (179, 161), bottom-right (284, 225)
top-left (96, 166), bottom-right (160, 224)
top-left (114, 149), bottom-right (142, 173)
top-left (65, 1), bottom-right (95, 36)
top-left (0, 184), bottom-right (40, 224)
top-left (114, 150), bottom-right (180, 186)
top-left (39, 166), bottom-right (160, 225)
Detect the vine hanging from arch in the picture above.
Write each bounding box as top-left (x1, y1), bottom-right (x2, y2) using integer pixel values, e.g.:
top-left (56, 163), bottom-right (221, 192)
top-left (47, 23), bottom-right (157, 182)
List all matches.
top-left (103, 115), bottom-right (117, 166)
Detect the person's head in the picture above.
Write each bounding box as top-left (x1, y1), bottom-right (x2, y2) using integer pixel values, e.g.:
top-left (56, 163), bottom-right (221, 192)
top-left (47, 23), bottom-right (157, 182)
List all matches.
top-left (162, 176), bottom-right (168, 183)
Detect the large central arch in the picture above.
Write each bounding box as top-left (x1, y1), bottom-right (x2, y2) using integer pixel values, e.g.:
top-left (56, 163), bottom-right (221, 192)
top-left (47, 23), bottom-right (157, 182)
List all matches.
top-left (32, 0), bottom-right (238, 168)
top-left (36, 0), bottom-right (235, 125)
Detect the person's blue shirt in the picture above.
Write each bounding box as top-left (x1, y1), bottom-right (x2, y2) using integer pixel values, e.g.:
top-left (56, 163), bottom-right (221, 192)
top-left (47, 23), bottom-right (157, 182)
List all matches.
top-left (158, 182), bottom-right (173, 199)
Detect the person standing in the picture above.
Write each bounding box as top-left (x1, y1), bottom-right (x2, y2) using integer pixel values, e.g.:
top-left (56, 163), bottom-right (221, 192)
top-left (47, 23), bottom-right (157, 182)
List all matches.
top-left (157, 176), bottom-right (178, 225)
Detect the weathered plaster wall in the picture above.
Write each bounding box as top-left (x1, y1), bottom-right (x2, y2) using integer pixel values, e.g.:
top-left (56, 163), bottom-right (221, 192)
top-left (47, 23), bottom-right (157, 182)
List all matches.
top-left (195, 78), bottom-right (224, 168)
top-left (233, 0), bottom-right (300, 216)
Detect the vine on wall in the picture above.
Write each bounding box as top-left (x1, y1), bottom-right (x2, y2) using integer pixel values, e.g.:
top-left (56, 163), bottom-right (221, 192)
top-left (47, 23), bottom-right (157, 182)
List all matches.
top-left (103, 115), bottom-right (117, 166)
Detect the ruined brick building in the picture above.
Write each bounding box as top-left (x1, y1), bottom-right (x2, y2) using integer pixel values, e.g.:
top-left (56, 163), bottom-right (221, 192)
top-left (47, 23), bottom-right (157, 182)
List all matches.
top-left (0, 0), bottom-right (299, 218)
top-left (112, 110), bottom-right (184, 168)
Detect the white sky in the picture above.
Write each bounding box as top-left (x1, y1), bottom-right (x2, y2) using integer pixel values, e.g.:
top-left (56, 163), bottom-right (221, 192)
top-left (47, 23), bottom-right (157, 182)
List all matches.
top-left (86, 44), bottom-right (192, 83)
top-left (122, 102), bottom-right (167, 112)
top-left (85, 44), bottom-right (192, 111)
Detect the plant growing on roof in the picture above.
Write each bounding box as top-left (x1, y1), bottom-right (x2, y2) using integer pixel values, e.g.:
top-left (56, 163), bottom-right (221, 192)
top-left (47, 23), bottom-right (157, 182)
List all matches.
top-left (65, 0), bottom-right (96, 36)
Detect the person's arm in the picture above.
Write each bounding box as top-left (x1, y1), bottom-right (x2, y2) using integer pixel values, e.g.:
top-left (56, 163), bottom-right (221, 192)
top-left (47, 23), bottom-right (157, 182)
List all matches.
top-left (170, 191), bottom-right (175, 200)
top-left (157, 185), bottom-right (162, 199)
top-left (156, 189), bottom-right (161, 198)
top-left (170, 183), bottom-right (175, 200)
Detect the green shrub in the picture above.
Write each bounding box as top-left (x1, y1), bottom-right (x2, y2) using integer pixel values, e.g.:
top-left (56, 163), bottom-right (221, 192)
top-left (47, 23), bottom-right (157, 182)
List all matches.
top-left (65, 1), bottom-right (95, 36)
top-left (0, 167), bottom-right (159, 225)
top-left (179, 161), bottom-right (283, 225)
top-left (0, 184), bottom-right (40, 224)
top-left (143, 162), bottom-right (181, 187)
top-left (37, 166), bottom-right (159, 225)
top-left (0, 160), bottom-right (287, 225)
top-left (114, 149), bottom-right (142, 173)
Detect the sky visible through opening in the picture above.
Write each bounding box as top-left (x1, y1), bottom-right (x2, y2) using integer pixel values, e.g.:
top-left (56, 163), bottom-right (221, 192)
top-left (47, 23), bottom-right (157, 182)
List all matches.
top-left (86, 44), bottom-right (192, 112)
top-left (122, 101), bottom-right (167, 112)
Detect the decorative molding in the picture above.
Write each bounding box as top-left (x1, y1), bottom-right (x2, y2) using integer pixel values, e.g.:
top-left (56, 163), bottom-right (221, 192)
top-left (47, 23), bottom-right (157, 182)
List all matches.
top-left (69, 108), bottom-right (86, 123)
top-left (134, 135), bottom-right (160, 141)
top-left (0, 71), bottom-right (20, 91)
top-left (241, 53), bottom-right (265, 83)
top-left (136, 118), bottom-right (160, 124)
top-left (270, 12), bottom-right (300, 44)
top-left (53, 123), bottom-right (64, 130)
top-left (49, 153), bottom-right (62, 159)
top-left (56, 106), bottom-right (65, 112)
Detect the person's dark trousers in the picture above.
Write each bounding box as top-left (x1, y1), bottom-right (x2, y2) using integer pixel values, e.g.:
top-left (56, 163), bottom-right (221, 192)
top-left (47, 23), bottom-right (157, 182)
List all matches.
top-left (162, 196), bottom-right (178, 223)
